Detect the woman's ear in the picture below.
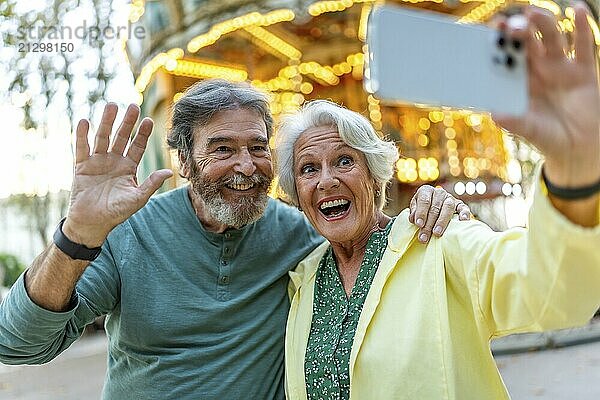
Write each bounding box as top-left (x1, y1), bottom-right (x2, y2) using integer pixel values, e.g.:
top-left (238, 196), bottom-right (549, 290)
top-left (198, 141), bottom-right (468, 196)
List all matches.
top-left (373, 180), bottom-right (380, 197)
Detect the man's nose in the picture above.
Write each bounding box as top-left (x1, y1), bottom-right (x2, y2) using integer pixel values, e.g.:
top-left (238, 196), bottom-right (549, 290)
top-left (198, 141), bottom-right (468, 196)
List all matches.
top-left (233, 148), bottom-right (257, 176)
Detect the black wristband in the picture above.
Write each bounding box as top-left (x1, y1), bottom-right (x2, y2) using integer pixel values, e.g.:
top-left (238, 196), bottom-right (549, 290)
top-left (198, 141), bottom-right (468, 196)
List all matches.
top-left (52, 218), bottom-right (103, 261)
top-left (542, 169), bottom-right (600, 200)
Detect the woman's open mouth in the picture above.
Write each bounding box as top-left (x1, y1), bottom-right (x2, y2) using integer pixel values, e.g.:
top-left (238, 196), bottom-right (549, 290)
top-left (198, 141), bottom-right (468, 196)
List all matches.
top-left (318, 198), bottom-right (351, 219)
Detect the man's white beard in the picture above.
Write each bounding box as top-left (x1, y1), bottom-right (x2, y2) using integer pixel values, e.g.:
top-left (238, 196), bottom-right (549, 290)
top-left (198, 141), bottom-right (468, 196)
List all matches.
top-left (190, 169), bottom-right (271, 229)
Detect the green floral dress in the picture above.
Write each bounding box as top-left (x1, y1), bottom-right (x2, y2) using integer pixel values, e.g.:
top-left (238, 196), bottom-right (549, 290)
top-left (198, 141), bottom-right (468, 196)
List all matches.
top-left (304, 219), bottom-right (394, 400)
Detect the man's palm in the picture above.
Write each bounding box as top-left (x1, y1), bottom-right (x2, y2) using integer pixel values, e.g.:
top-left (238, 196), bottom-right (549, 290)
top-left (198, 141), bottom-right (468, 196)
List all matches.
top-left (64, 104), bottom-right (172, 245)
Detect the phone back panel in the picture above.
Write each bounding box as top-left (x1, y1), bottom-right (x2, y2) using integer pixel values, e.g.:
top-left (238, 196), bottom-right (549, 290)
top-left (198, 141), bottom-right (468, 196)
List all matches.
top-left (365, 6), bottom-right (528, 115)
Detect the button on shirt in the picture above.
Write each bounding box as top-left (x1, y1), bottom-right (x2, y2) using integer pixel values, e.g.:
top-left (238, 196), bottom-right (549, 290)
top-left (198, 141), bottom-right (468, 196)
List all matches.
top-left (304, 219), bottom-right (393, 400)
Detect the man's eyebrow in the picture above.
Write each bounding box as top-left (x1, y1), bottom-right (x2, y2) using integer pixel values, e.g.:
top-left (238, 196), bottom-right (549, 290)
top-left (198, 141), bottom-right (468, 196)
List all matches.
top-left (205, 137), bottom-right (232, 146)
top-left (205, 135), bottom-right (268, 147)
top-left (253, 136), bottom-right (268, 144)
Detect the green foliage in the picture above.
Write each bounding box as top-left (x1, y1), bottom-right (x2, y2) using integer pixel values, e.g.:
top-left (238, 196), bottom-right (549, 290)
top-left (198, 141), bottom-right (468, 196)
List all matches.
top-left (7, 190), bottom-right (69, 247)
top-left (0, 253), bottom-right (26, 288)
top-left (1, 0), bottom-right (117, 131)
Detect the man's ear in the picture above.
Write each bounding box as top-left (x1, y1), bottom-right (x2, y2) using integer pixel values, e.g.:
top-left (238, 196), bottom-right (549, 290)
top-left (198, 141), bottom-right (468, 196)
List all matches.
top-left (179, 151), bottom-right (191, 179)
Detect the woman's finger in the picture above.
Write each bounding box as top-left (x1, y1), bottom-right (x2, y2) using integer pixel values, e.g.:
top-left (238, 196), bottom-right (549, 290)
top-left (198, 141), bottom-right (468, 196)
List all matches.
top-left (527, 6), bottom-right (568, 60)
top-left (573, 1), bottom-right (597, 64)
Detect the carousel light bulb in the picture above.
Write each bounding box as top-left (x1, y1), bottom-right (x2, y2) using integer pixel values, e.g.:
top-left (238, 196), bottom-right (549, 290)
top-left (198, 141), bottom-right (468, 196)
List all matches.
top-left (475, 181), bottom-right (486, 194)
top-left (512, 183), bottom-right (523, 196)
top-left (465, 182), bottom-right (476, 195)
top-left (454, 182), bottom-right (466, 195)
top-left (445, 127), bottom-right (456, 139)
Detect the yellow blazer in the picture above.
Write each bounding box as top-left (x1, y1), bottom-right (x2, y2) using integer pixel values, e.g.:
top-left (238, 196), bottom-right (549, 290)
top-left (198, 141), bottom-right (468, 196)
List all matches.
top-left (285, 182), bottom-right (600, 400)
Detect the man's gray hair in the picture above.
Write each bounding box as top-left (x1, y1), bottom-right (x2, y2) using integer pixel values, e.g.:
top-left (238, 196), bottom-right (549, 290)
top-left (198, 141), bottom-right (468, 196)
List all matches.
top-left (167, 79), bottom-right (274, 165)
top-left (275, 100), bottom-right (399, 209)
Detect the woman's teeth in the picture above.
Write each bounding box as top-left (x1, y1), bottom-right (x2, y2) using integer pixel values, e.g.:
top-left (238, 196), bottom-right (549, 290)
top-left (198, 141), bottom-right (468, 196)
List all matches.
top-left (319, 199), bottom-right (350, 217)
top-left (319, 199), bottom-right (349, 210)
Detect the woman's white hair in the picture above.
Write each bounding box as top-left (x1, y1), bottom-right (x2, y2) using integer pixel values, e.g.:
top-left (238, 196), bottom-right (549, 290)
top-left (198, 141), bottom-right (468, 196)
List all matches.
top-left (275, 100), bottom-right (399, 209)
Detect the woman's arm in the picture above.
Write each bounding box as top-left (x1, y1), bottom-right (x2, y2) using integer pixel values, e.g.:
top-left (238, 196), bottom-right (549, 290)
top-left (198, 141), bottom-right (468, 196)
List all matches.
top-left (442, 174), bottom-right (600, 337)
top-left (494, 3), bottom-right (600, 227)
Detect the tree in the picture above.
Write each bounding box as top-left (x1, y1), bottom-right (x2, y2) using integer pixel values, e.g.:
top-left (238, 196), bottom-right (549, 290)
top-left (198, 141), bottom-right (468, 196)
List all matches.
top-left (0, 0), bottom-right (122, 247)
top-left (0, 253), bottom-right (26, 288)
top-left (7, 191), bottom-right (69, 247)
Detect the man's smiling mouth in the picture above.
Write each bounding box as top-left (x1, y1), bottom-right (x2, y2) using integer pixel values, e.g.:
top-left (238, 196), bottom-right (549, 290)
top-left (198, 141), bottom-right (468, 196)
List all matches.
top-left (226, 183), bottom-right (255, 191)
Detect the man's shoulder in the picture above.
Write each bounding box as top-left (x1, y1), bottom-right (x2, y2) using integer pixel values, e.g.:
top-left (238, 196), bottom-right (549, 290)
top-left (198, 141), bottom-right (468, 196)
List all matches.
top-left (110, 186), bottom-right (189, 237)
top-left (146, 185), bottom-right (188, 208)
top-left (259, 198), bottom-right (323, 248)
top-left (263, 198), bottom-right (308, 225)
top-left (131, 186), bottom-right (188, 219)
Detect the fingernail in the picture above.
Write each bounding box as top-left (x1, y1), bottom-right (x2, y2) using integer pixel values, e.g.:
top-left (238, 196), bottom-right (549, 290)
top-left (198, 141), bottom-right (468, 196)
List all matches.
top-left (416, 218), bottom-right (424, 227)
top-left (508, 14), bottom-right (527, 30)
top-left (419, 233), bottom-right (428, 242)
top-left (433, 226), bottom-right (443, 235)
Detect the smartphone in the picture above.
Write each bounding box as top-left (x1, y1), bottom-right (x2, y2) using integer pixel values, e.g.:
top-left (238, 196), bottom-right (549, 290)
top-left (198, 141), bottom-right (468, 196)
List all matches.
top-left (364, 6), bottom-right (528, 115)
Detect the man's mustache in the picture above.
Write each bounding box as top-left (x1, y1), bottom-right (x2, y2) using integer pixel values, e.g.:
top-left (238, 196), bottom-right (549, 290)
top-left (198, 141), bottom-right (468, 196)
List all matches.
top-left (220, 173), bottom-right (271, 188)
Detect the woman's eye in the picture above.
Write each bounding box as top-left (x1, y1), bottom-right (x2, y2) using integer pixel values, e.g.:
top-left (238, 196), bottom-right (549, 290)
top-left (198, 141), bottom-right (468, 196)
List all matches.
top-left (301, 165), bottom-right (316, 174)
top-left (251, 145), bottom-right (268, 153)
top-left (215, 146), bottom-right (232, 153)
top-left (338, 155), bottom-right (353, 167)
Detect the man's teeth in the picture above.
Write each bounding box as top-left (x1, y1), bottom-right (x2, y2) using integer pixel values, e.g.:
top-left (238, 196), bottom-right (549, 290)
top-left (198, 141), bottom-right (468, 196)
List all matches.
top-left (320, 199), bottom-right (349, 210)
top-left (227, 183), bottom-right (254, 191)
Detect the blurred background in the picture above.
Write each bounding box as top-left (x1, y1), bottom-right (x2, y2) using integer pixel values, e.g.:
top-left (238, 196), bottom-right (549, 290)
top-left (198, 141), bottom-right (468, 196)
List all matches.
top-left (0, 0), bottom-right (599, 398)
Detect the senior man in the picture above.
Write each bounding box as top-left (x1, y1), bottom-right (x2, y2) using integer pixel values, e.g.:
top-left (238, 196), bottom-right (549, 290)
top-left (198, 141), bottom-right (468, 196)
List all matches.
top-left (0, 79), bottom-right (468, 399)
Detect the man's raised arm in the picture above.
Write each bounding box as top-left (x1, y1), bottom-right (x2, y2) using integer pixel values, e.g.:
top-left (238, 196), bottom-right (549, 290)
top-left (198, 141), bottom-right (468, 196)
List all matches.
top-left (25, 103), bottom-right (172, 311)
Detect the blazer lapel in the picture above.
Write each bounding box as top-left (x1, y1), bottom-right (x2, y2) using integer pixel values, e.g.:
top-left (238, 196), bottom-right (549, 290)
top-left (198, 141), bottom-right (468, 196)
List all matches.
top-left (349, 210), bottom-right (418, 379)
top-left (287, 242), bottom-right (328, 399)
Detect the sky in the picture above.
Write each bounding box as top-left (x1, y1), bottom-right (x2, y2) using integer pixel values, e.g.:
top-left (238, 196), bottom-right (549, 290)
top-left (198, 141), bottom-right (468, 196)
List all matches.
top-left (0, 0), bottom-right (139, 198)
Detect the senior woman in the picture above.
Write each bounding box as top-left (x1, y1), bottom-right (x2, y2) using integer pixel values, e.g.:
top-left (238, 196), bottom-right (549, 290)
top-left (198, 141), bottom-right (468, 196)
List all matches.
top-left (276, 4), bottom-right (600, 400)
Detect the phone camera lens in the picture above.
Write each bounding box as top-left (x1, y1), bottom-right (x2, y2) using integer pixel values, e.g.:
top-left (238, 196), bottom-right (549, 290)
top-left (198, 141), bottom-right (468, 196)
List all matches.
top-left (512, 39), bottom-right (522, 50)
top-left (505, 54), bottom-right (515, 68)
top-left (497, 35), bottom-right (506, 47)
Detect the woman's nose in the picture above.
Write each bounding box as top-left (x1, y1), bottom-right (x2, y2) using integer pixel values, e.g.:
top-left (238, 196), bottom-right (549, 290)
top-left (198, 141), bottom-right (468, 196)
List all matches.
top-left (317, 166), bottom-right (340, 191)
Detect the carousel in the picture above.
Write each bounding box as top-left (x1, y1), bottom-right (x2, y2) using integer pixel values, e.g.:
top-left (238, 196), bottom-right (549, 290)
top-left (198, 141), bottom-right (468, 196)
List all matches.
top-left (126, 0), bottom-right (599, 223)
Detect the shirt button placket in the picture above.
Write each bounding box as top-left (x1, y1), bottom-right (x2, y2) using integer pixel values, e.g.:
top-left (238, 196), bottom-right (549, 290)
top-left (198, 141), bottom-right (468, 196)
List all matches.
top-left (217, 259), bottom-right (230, 300)
top-left (218, 234), bottom-right (234, 301)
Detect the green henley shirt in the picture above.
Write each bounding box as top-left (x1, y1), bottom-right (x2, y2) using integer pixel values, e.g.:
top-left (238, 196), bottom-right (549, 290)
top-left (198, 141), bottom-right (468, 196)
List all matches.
top-left (0, 185), bottom-right (323, 399)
